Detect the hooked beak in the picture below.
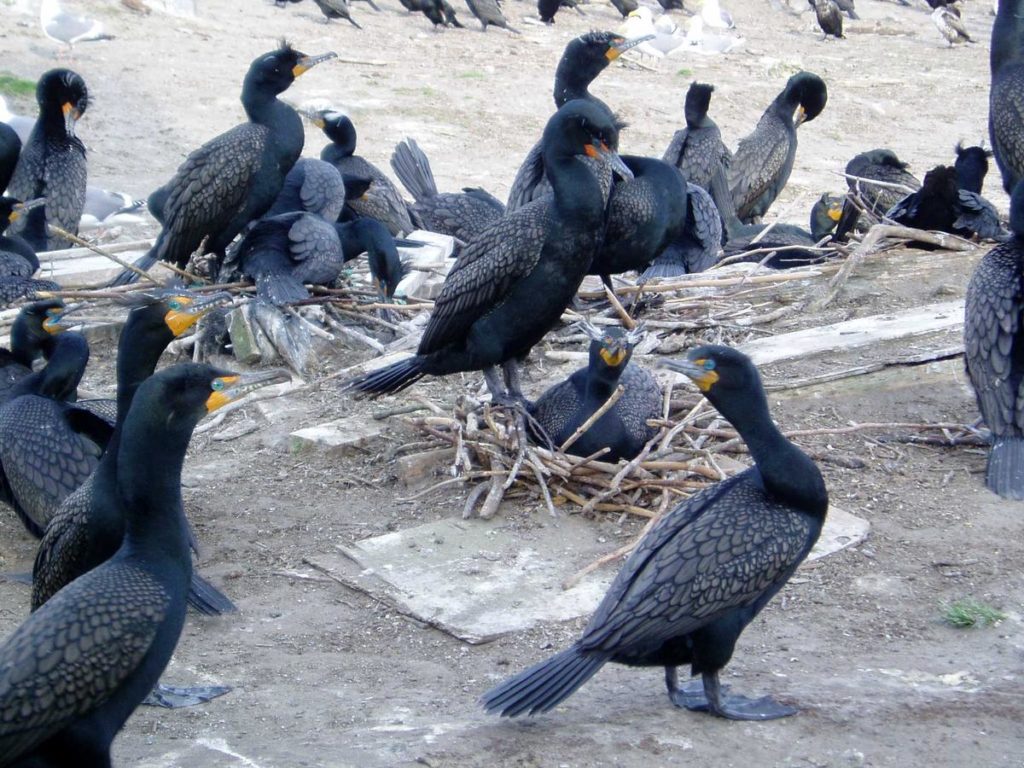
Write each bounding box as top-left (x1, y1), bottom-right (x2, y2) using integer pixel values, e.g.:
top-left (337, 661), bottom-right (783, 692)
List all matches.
top-left (9, 197), bottom-right (46, 223)
top-left (298, 107), bottom-right (327, 129)
top-left (795, 105), bottom-right (807, 128)
top-left (585, 142), bottom-right (634, 181)
top-left (62, 102), bottom-right (80, 137)
top-left (827, 204), bottom-right (842, 222)
top-left (608, 33), bottom-right (656, 60)
top-left (657, 357), bottom-right (718, 392)
top-left (205, 368), bottom-right (292, 413)
top-left (292, 51), bottom-right (337, 78)
top-left (42, 310), bottom-right (67, 335)
top-left (165, 291), bottom-right (234, 337)
top-left (599, 346), bottom-right (628, 367)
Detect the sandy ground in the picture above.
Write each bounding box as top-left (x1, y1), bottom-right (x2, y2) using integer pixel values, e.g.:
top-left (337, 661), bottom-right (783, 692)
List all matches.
top-left (0, 0), bottom-right (1022, 766)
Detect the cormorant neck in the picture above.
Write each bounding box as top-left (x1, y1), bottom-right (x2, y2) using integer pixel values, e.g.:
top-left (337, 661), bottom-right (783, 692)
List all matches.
top-left (954, 162), bottom-right (986, 195)
top-left (584, 359), bottom-right (625, 405)
top-left (115, 317), bottom-right (174, 422)
top-left (767, 92), bottom-right (797, 127)
top-left (992, 0), bottom-right (1024, 73)
top-left (324, 120), bottom-right (357, 158)
top-left (545, 152), bottom-right (605, 223)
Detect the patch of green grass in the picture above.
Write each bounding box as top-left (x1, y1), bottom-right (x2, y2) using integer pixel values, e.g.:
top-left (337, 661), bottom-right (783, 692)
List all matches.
top-left (675, 68), bottom-right (693, 77)
top-left (0, 73), bottom-right (36, 98)
top-left (457, 71), bottom-right (486, 79)
top-left (941, 598), bottom-right (1005, 629)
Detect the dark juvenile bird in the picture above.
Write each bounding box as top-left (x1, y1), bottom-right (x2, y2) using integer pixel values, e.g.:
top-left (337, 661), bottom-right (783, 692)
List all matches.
top-left (113, 44), bottom-right (336, 285)
top-left (833, 148), bottom-right (921, 240)
top-left (312, 0), bottom-right (362, 28)
top-left (0, 331), bottom-right (113, 537)
top-left (0, 298), bottom-right (65, 403)
top-left (0, 122), bottom-right (20, 193)
top-left (307, 110), bottom-right (418, 236)
top-left (989, 0), bottom-right (1024, 194)
top-left (0, 364), bottom-right (287, 766)
top-left (810, 0), bottom-right (844, 38)
top-left (529, 322), bottom-right (660, 461)
top-left (7, 70), bottom-right (88, 252)
top-left (33, 292), bottom-right (237, 625)
top-left (265, 157), bottom-right (347, 222)
top-left (345, 100), bottom-right (631, 403)
top-left (336, 217), bottom-right (407, 302)
top-left (932, 5), bottom-right (971, 46)
top-left (507, 32), bottom-right (651, 212)
top-left (965, 181), bottom-right (1024, 498)
top-left (231, 212), bottom-right (344, 305)
top-left (390, 138), bottom-right (505, 245)
top-left (953, 143), bottom-right (1009, 241)
top-left (420, 0), bottom-right (464, 27)
top-left (661, 81), bottom-right (735, 224)
top-left (728, 72), bottom-right (828, 224)
top-left (466, 0), bottom-right (520, 32)
top-left (481, 345), bottom-right (828, 720)
top-left (641, 183), bottom-right (723, 277)
top-left (886, 164), bottom-right (967, 238)
top-left (0, 197), bottom-right (61, 305)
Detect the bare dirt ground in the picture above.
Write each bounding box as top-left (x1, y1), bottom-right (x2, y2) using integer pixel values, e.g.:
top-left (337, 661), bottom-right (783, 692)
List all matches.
top-left (0, 0), bottom-right (1022, 766)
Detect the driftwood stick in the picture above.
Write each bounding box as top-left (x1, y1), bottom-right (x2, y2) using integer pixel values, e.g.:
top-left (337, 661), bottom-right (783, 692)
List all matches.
top-left (559, 386), bottom-right (625, 452)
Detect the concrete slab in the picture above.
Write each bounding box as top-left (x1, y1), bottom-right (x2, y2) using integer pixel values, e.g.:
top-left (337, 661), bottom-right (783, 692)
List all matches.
top-left (289, 418), bottom-right (384, 457)
top-left (328, 503), bottom-right (869, 644)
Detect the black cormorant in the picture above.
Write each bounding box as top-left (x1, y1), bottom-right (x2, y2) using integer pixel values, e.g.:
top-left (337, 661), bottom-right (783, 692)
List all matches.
top-left (965, 181), bottom-right (1024, 498)
top-left (466, 0), bottom-right (520, 32)
top-left (507, 32), bottom-right (652, 212)
top-left (306, 110), bottom-right (418, 236)
top-left (0, 197), bottom-right (60, 304)
top-left (529, 323), bottom-right (660, 461)
top-left (728, 72), bottom-right (828, 224)
top-left (266, 157), bottom-right (347, 222)
top-left (33, 291), bottom-right (236, 622)
top-left (886, 164), bottom-right (967, 239)
top-left (953, 144), bottom-right (1009, 241)
top-left (722, 193), bottom-right (841, 268)
top-left (481, 344), bottom-right (828, 720)
top-left (419, 0), bottom-right (464, 28)
top-left (0, 122), bottom-right (19, 193)
top-left (0, 364), bottom-right (287, 765)
top-left (112, 44), bottom-right (336, 285)
top-left (390, 137), bottom-right (505, 245)
top-left (0, 298), bottom-right (65, 402)
top-left (344, 99), bottom-right (631, 403)
top-left (662, 83), bottom-right (732, 200)
top-left (7, 69), bottom-right (88, 252)
top-left (641, 183), bottom-right (723, 277)
top-left (0, 331), bottom-right (112, 537)
top-left (810, 0), bottom-right (844, 38)
top-left (312, 0), bottom-right (362, 27)
top-left (990, 0), bottom-right (1024, 194)
top-left (834, 148), bottom-right (921, 240)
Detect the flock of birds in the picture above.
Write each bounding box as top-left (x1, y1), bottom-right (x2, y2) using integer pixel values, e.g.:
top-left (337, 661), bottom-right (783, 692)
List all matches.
top-left (0, 0), bottom-right (1020, 763)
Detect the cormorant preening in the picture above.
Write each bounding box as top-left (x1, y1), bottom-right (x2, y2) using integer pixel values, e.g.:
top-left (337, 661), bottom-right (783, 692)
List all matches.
top-left (344, 100), bottom-right (631, 403)
top-left (965, 181), bottom-right (1024, 498)
top-left (306, 110), bottom-right (418, 236)
top-left (990, 0), bottom-right (1024, 194)
top-left (932, 6), bottom-right (970, 46)
top-left (953, 144), bottom-right (1009, 241)
top-left (0, 331), bottom-right (113, 537)
top-left (0, 122), bottom-right (20, 193)
top-left (810, 0), bottom-right (844, 38)
top-left (0, 298), bottom-right (65, 403)
top-left (481, 345), bottom-right (828, 720)
top-left (312, 0), bottom-right (362, 27)
top-left (834, 149), bottom-right (921, 240)
top-left (0, 364), bottom-right (288, 765)
top-left (466, 0), bottom-right (520, 32)
top-left (529, 322), bottom-right (660, 461)
top-left (0, 197), bottom-right (60, 305)
top-left (33, 292), bottom-right (237, 626)
top-left (507, 32), bottom-right (652, 212)
top-left (266, 157), bottom-right (347, 222)
top-left (390, 138), bottom-right (505, 245)
top-left (7, 69), bottom-right (88, 252)
top-left (641, 183), bottom-right (723, 277)
top-left (112, 44), bottom-right (336, 285)
top-left (336, 218), bottom-right (406, 302)
top-left (728, 72), bottom-right (828, 224)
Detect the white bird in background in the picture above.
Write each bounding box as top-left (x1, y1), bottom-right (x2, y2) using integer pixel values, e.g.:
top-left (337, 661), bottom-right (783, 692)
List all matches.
top-left (40, 0), bottom-right (115, 53)
top-left (617, 7), bottom-right (689, 58)
top-left (79, 188), bottom-right (148, 231)
top-left (699, 0), bottom-right (735, 29)
top-left (0, 96), bottom-right (34, 144)
top-left (685, 15), bottom-right (745, 54)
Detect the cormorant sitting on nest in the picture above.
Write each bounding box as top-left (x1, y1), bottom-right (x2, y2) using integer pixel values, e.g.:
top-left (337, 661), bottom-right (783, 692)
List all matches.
top-left (722, 193), bottom-right (841, 268)
top-left (390, 137), bottom-right (505, 245)
top-left (306, 110), bottom-right (418, 236)
top-left (344, 100), bottom-right (631, 403)
top-left (989, 0), bottom-right (1024, 194)
top-left (529, 322), bottom-right (661, 461)
top-left (965, 181), bottom-right (1024, 498)
top-left (466, 0), bottom-right (520, 32)
top-left (507, 32), bottom-right (652, 211)
top-left (886, 164), bottom-right (968, 240)
top-left (728, 72), bottom-right (828, 224)
top-left (834, 148), bottom-right (921, 241)
top-left (7, 69), bottom-right (89, 252)
top-left (810, 0), bottom-right (844, 38)
top-left (0, 197), bottom-right (60, 305)
top-left (481, 345), bottom-right (828, 720)
top-left (111, 43), bottom-right (336, 285)
top-left (0, 364), bottom-right (287, 765)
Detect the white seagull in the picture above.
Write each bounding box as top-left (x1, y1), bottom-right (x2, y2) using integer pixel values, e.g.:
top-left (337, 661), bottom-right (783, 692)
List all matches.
top-left (40, 0), bottom-right (114, 53)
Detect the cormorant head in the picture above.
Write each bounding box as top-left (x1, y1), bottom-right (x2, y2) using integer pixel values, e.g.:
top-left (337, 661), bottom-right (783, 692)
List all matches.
top-left (553, 32), bottom-right (653, 105)
top-left (120, 289), bottom-right (234, 341)
top-left (13, 299), bottom-right (67, 352)
top-left (784, 71), bottom-right (827, 127)
top-left (36, 69), bottom-right (87, 137)
top-left (245, 42), bottom-right (336, 98)
top-left (860, 148), bottom-right (910, 171)
top-left (303, 109), bottom-right (356, 155)
top-left (809, 192), bottom-right (843, 239)
top-left (547, 99), bottom-right (633, 180)
top-left (583, 321), bottom-right (644, 372)
top-left (0, 196), bottom-right (44, 233)
top-left (683, 82), bottom-right (715, 130)
top-left (342, 173), bottom-right (372, 201)
top-left (658, 345), bottom-right (762, 403)
top-left (953, 143), bottom-right (991, 194)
